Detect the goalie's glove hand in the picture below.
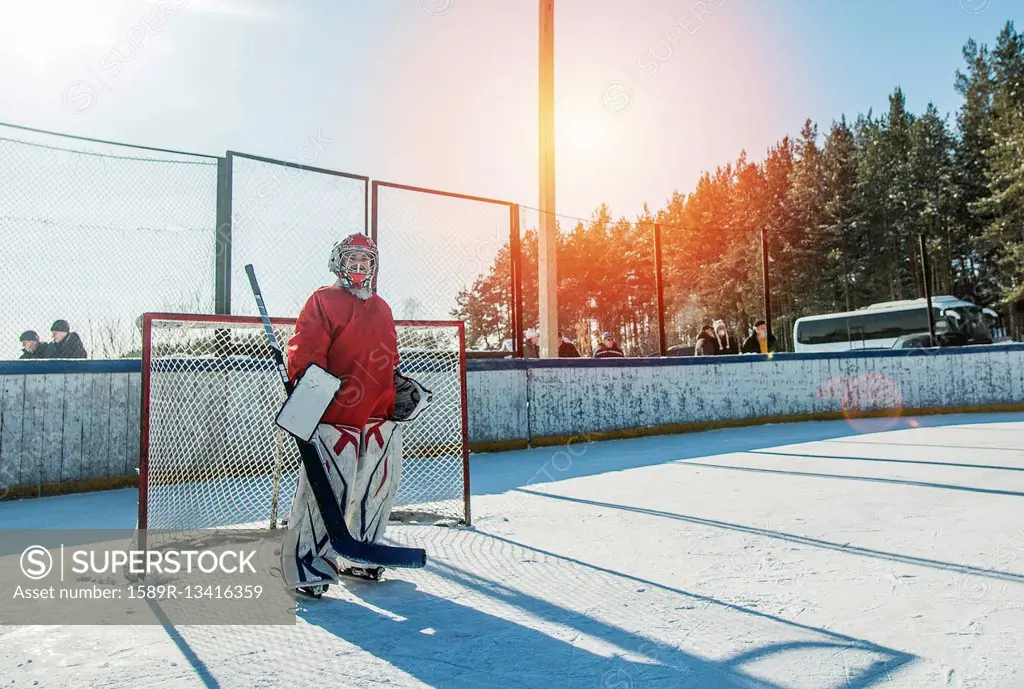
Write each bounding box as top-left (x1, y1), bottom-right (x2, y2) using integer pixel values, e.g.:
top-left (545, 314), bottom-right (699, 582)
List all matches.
top-left (392, 369), bottom-right (432, 422)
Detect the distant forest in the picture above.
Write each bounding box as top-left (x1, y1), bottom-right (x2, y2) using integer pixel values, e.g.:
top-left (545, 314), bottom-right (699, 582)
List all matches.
top-left (454, 21), bottom-right (1024, 355)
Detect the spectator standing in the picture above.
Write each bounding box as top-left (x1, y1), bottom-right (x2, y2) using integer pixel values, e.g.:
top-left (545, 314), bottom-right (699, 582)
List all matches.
top-left (19, 331), bottom-right (49, 359)
top-left (594, 331), bottom-right (624, 358)
top-left (694, 323), bottom-right (719, 356)
top-left (558, 330), bottom-right (581, 358)
top-left (523, 328), bottom-right (540, 358)
top-left (741, 319), bottom-right (777, 354)
top-left (49, 320), bottom-right (87, 359)
top-left (713, 320), bottom-right (739, 355)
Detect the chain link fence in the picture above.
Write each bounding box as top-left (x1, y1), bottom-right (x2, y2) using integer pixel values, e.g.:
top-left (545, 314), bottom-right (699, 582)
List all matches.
top-left (228, 153), bottom-right (368, 319)
top-left (1, 124), bottom-right (218, 359)
top-left (517, 208), bottom-right (667, 357)
top-left (372, 182), bottom-right (517, 354)
top-left (765, 230), bottom-right (1023, 353)
top-left (659, 222), bottom-right (766, 355)
top-left (997, 303), bottom-right (1024, 342)
top-left (4, 121), bottom-right (1017, 362)
top-left (0, 129), bottom-right (370, 360)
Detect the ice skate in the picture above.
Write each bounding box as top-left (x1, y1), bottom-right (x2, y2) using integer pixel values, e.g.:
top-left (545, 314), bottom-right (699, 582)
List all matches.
top-left (340, 565), bottom-right (385, 581)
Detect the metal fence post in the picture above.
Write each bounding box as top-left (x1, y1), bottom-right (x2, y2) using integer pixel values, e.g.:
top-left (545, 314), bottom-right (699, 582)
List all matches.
top-left (920, 233), bottom-right (936, 347)
top-left (511, 204), bottom-right (524, 358)
top-left (653, 223), bottom-right (667, 356)
top-left (214, 155), bottom-right (233, 315)
top-left (761, 226), bottom-right (772, 340)
top-left (370, 181), bottom-right (380, 294)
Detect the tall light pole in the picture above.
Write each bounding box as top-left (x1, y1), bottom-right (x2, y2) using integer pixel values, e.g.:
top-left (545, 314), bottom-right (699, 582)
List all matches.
top-left (538, 0), bottom-right (558, 357)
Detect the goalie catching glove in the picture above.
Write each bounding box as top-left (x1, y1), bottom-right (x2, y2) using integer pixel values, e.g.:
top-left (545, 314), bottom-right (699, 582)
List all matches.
top-left (392, 369), bottom-right (432, 422)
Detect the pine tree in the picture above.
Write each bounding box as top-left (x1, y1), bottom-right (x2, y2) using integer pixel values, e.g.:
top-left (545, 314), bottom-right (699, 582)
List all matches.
top-left (882, 88), bottom-right (917, 299)
top-left (821, 117), bottom-right (859, 310)
top-left (954, 37), bottom-right (997, 302)
top-left (853, 110), bottom-right (893, 303)
top-left (976, 22), bottom-right (1024, 302)
top-left (908, 104), bottom-right (956, 295)
top-left (788, 119), bottom-right (830, 316)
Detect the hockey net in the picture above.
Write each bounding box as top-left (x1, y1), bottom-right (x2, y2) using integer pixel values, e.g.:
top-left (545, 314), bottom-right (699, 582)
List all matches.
top-left (138, 314), bottom-right (470, 538)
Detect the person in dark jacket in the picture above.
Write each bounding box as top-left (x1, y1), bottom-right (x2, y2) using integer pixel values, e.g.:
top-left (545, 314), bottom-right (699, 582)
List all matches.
top-left (523, 328), bottom-right (540, 358)
top-left (558, 330), bottom-right (581, 358)
top-left (694, 323), bottom-right (719, 356)
top-left (741, 319), bottom-right (777, 354)
top-left (49, 320), bottom-right (87, 358)
top-left (594, 331), bottom-right (624, 358)
top-left (713, 319), bottom-right (739, 355)
top-left (19, 331), bottom-right (50, 359)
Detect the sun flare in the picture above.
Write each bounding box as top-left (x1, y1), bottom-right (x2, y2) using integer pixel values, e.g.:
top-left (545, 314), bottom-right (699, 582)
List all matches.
top-left (562, 111), bottom-right (608, 151)
top-left (0, 0), bottom-right (119, 69)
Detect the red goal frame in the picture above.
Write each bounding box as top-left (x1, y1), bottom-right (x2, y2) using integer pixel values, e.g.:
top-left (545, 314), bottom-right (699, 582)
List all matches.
top-left (137, 312), bottom-right (472, 532)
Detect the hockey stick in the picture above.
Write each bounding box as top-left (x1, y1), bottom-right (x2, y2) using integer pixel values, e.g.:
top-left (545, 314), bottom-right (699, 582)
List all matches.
top-left (244, 264), bottom-right (426, 569)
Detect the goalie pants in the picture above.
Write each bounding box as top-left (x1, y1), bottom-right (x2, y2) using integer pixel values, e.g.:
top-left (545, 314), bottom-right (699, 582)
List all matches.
top-left (288, 419), bottom-right (403, 587)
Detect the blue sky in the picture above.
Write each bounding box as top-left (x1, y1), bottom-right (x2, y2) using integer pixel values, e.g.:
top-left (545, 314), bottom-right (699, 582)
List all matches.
top-left (0, 0), bottom-right (1019, 221)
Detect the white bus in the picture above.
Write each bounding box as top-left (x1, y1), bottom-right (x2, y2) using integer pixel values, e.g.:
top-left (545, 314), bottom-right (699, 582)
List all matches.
top-left (792, 296), bottom-right (995, 353)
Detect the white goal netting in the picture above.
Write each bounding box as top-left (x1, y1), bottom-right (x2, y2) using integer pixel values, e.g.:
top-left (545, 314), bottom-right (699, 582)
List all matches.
top-left (139, 314), bottom-right (470, 535)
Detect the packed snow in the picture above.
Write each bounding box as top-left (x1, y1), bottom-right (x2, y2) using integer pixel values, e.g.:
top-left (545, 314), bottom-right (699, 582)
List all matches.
top-left (1, 412), bottom-right (1022, 688)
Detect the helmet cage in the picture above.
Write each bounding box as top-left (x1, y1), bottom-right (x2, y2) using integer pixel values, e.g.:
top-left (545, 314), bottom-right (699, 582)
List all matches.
top-left (329, 235), bottom-right (378, 289)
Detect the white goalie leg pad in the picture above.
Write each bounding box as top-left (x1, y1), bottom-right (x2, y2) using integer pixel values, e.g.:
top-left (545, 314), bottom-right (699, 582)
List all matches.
top-left (342, 420), bottom-right (404, 550)
top-left (285, 424), bottom-right (360, 589)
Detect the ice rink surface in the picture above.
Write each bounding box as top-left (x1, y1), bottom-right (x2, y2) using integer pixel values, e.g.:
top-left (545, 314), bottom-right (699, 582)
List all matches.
top-left (1, 412), bottom-right (1022, 688)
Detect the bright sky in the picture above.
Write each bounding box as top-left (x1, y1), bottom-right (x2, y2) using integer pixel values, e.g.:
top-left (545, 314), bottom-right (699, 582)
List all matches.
top-left (0, 0), bottom-right (1021, 354)
top-left (1, 0), bottom-right (1020, 221)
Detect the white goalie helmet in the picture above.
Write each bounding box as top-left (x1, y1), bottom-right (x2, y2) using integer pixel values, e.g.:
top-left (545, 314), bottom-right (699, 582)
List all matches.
top-left (329, 233), bottom-right (378, 290)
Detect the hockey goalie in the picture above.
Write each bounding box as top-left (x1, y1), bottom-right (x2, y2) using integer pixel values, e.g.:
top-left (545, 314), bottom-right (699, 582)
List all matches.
top-left (282, 233), bottom-right (430, 596)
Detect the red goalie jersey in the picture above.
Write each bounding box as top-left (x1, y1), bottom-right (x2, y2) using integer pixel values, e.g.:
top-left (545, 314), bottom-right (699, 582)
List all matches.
top-left (286, 285), bottom-right (399, 429)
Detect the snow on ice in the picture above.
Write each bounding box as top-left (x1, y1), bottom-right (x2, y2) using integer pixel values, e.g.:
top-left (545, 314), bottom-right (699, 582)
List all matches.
top-left (1, 412), bottom-right (1022, 688)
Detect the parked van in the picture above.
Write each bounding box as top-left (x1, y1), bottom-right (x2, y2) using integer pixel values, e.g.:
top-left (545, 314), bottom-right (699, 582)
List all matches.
top-left (792, 296), bottom-right (995, 352)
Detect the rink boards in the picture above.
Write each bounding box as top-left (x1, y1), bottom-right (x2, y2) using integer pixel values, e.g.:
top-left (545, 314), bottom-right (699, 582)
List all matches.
top-left (466, 343), bottom-right (1024, 449)
top-left (2, 344), bottom-right (1024, 501)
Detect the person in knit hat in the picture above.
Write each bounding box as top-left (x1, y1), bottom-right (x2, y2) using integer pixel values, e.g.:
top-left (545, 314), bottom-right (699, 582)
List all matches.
top-left (49, 319), bottom-right (87, 359)
top-left (558, 330), bottom-right (581, 358)
top-left (713, 319), bottom-right (739, 355)
top-left (19, 331), bottom-right (50, 359)
top-left (523, 328), bottom-right (541, 358)
top-left (741, 319), bottom-right (778, 354)
top-left (694, 322), bottom-right (719, 356)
